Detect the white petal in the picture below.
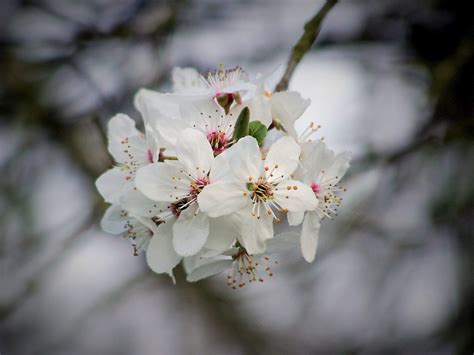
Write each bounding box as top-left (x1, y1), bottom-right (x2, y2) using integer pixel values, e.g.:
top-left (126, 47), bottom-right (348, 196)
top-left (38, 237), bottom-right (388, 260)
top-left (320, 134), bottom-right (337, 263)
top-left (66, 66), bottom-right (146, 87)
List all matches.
top-left (300, 212), bottom-right (321, 263)
top-left (120, 189), bottom-right (167, 218)
top-left (176, 128), bottom-right (214, 179)
top-left (322, 151), bottom-right (351, 184)
top-left (135, 162), bottom-right (189, 202)
top-left (95, 167), bottom-right (133, 204)
top-left (205, 216), bottom-right (238, 253)
top-left (182, 254), bottom-right (200, 274)
top-left (172, 206), bottom-right (209, 256)
top-left (180, 98), bottom-right (226, 133)
top-left (107, 114), bottom-right (146, 163)
top-left (146, 222), bottom-right (182, 278)
top-left (287, 211), bottom-right (305, 226)
top-left (134, 89), bottom-right (184, 148)
top-left (264, 136), bottom-right (301, 181)
top-left (245, 93), bottom-right (272, 127)
top-left (237, 212), bottom-right (274, 255)
top-left (300, 140), bottom-right (335, 182)
top-left (129, 221), bottom-right (153, 254)
top-left (172, 67), bottom-right (206, 92)
top-left (209, 148), bottom-right (232, 182)
top-left (261, 65), bottom-right (283, 92)
top-left (186, 259), bottom-right (233, 282)
top-left (222, 81), bottom-right (256, 98)
top-left (274, 180), bottom-right (318, 212)
top-left (271, 91), bottom-right (310, 138)
top-left (228, 136), bottom-right (263, 181)
top-left (100, 205), bottom-right (127, 234)
top-left (261, 127), bottom-right (285, 154)
top-left (197, 181), bottom-right (248, 217)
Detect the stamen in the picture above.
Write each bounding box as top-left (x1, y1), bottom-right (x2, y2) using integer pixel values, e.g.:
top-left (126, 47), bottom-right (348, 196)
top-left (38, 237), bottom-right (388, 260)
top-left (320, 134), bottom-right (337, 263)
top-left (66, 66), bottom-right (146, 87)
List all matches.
top-left (226, 248), bottom-right (274, 289)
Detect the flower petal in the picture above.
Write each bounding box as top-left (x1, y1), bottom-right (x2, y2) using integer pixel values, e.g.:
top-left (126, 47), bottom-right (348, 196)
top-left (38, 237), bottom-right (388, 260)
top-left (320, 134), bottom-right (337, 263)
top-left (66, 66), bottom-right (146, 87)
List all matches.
top-left (300, 212), bottom-right (321, 263)
top-left (180, 98), bottom-right (227, 134)
top-left (107, 114), bottom-right (146, 163)
top-left (197, 181), bottom-right (248, 217)
top-left (261, 64), bottom-right (283, 92)
top-left (135, 162), bottom-right (189, 202)
top-left (287, 211), bottom-right (305, 226)
top-left (146, 222), bottom-right (182, 278)
top-left (228, 136), bottom-right (263, 181)
top-left (209, 148), bottom-right (232, 182)
top-left (120, 189), bottom-right (168, 218)
top-left (176, 128), bottom-right (214, 179)
top-left (300, 140), bottom-right (335, 182)
top-left (274, 180), bottom-right (318, 212)
top-left (205, 216), bottom-right (238, 253)
top-left (186, 259), bottom-right (233, 282)
top-left (244, 91), bottom-right (272, 127)
top-left (134, 89), bottom-right (185, 148)
top-left (172, 205), bottom-right (209, 256)
top-left (100, 205), bottom-right (127, 234)
top-left (322, 151), bottom-right (351, 185)
top-left (265, 136), bottom-right (301, 181)
top-left (271, 91), bottom-right (310, 138)
top-left (95, 167), bottom-right (133, 204)
top-left (172, 67), bottom-right (206, 92)
top-left (237, 212), bottom-right (274, 255)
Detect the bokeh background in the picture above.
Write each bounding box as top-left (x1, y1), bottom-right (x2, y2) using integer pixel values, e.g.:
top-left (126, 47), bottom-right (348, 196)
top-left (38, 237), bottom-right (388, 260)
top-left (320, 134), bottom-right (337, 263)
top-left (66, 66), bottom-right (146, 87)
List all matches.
top-left (1, 0), bottom-right (473, 354)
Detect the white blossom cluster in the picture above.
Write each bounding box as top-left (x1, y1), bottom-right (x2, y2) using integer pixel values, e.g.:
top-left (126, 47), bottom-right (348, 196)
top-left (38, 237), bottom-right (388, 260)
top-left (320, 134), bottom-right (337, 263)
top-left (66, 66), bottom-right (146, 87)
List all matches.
top-left (96, 66), bottom-right (350, 287)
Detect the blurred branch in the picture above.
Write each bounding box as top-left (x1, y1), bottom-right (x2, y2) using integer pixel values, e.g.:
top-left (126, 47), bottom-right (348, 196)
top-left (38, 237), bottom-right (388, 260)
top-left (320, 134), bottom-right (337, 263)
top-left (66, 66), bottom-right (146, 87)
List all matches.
top-left (275, 0), bottom-right (337, 92)
top-left (32, 273), bottom-right (153, 355)
top-left (0, 207), bottom-right (100, 322)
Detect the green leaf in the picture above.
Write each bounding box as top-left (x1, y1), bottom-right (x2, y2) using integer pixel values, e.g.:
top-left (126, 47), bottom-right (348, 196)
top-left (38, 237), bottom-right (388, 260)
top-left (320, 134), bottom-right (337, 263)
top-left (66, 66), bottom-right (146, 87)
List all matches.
top-left (232, 107), bottom-right (250, 142)
top-left (249, 120), bottom-right (268, 146)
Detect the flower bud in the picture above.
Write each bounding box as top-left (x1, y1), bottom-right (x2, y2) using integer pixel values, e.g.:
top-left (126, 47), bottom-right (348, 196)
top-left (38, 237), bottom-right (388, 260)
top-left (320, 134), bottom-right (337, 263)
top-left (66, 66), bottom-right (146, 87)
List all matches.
top-left (216, 93), bottom-right (234, 114)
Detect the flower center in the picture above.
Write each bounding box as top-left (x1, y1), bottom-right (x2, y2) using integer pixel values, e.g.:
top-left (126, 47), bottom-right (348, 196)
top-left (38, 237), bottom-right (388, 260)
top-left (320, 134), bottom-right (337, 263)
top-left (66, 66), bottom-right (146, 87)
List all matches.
top-left (226, 248), bottom-right (276, 289)
top-left (170, 199), bottom-right (189, 218)
top-left (311, 182), bottom-right (320, 194)
top-left (147, 149), bottom-right (154, 163)
top-left (207, 130), bottom-right (229, 154)
top-left (248, 179), bottom-right (274, 202)
top-left (169, 177), bottom-right (209, 218)
top-left (245, 178), bottom-right (286, 222)
top-left (203, 65), bottom-right (243, 95)
top-left (190, 177), bottom-right (209, 198)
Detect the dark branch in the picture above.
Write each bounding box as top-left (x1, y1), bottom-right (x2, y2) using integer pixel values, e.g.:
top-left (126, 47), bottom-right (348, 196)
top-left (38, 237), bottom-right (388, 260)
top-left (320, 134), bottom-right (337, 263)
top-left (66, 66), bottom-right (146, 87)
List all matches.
top-left (275, 0), bottom-right (337, 92)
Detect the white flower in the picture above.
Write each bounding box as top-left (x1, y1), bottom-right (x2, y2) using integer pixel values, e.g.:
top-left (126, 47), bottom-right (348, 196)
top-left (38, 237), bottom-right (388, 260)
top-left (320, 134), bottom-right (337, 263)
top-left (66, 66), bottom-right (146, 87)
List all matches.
top-left (95, 114), bottom-right (158, 204)
top-left (100, 189), bottom-right (181, 279)
top-left (270, 91), bottom-right (311, 138)
top-left (101, 204), bottom-right (154, 256)
top-left (289, 140), bottom-right (351, 262)
top-left (198, 135), bottom-right (318, 254)
top-left (184, 231), bottom-right (299, 288)
top-left (135, 89), bottom-right (250, 155)
top-left (244, 69), bottom-right (311, 133)
top-left (201, 65), bottom-right (255, 100)
top-left (96, 63), bottom-right (351, 285)
top-left (136, 128), bottom-right (227, 257)
top-left (168, 65), bottom-right (255, 100)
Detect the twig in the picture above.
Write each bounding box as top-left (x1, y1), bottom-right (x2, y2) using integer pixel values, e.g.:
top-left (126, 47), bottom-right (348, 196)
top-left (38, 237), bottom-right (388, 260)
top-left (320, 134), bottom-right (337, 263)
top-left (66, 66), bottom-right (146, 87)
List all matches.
top-left (275, 0), bottom-right (337, 92)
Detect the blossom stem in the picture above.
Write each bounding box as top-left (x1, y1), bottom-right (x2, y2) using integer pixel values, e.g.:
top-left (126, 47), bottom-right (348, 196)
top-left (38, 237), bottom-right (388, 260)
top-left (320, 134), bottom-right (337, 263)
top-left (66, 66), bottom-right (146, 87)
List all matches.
top-left (275, 0), bottom-right (337, 92)
top-left (161, 155), bottom-right (178, 161)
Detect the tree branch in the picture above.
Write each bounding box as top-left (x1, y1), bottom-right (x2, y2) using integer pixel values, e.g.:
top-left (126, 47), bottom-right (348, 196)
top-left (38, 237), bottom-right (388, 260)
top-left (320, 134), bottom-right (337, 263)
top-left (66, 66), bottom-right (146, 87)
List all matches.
top-left (275, 0), bottom-right (337, 92)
